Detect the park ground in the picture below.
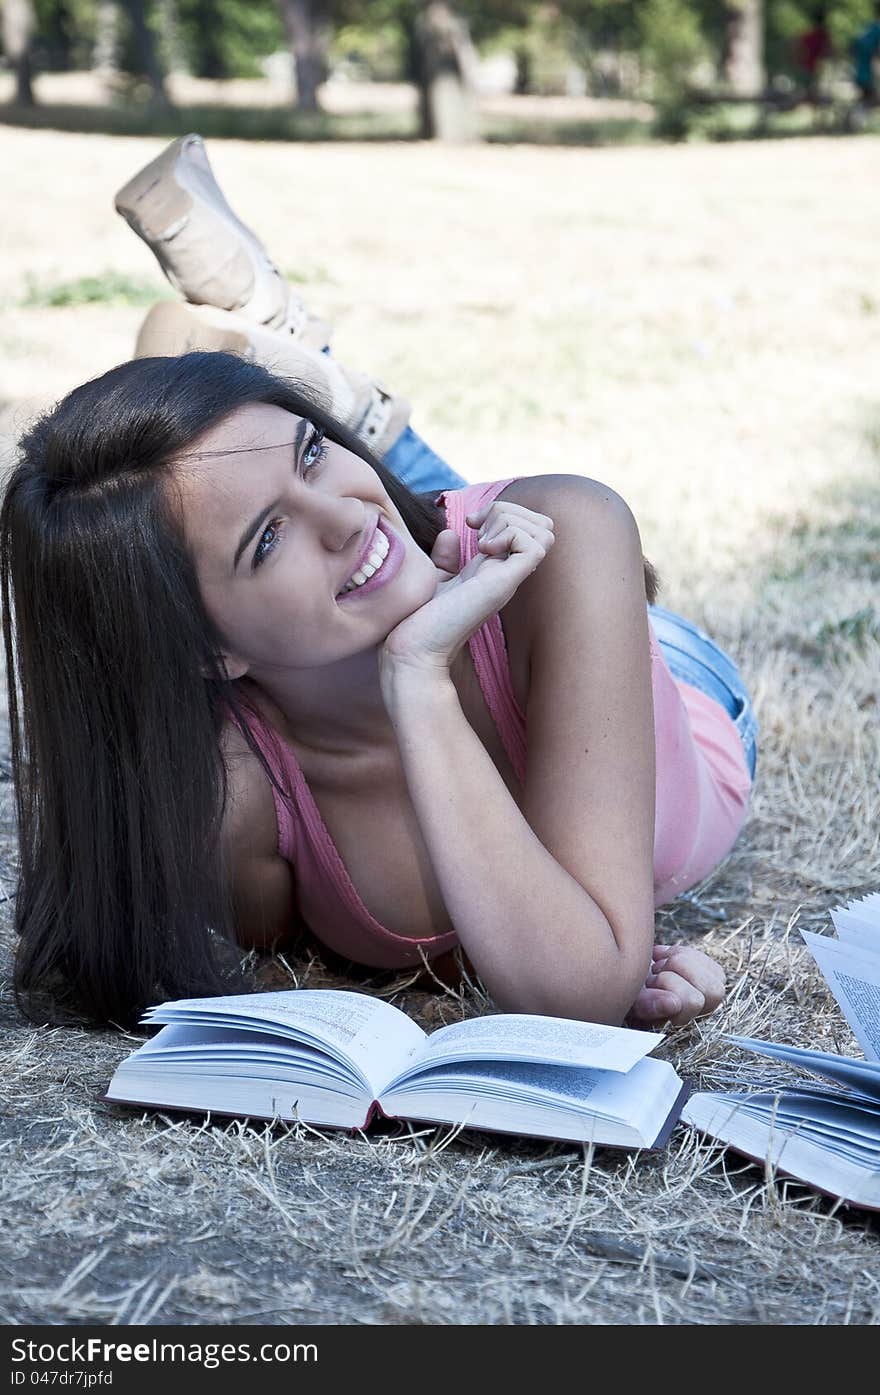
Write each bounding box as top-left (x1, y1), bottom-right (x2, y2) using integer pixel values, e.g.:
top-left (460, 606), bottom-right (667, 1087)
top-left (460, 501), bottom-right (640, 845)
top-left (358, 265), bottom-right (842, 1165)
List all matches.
top-left (0, 124), bottom-right (878, 1324)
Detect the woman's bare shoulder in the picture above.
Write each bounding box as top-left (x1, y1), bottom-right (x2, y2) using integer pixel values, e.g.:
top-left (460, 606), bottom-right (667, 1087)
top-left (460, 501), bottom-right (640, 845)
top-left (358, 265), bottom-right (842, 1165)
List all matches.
top-left (496, 472), bottom-right (632, 516)
top-left (494, 474), bottom-right (639, 660)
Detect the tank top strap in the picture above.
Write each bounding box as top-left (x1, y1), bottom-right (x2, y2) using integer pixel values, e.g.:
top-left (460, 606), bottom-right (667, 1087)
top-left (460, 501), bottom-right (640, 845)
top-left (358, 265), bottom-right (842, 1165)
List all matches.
top-left (434, 478), bottom-right (528, 786)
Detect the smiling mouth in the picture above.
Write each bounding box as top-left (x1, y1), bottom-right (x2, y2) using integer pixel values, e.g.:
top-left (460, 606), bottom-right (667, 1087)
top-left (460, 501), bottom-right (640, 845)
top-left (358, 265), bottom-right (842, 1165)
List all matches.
top-left (336, 522), bottom-right (392, 596)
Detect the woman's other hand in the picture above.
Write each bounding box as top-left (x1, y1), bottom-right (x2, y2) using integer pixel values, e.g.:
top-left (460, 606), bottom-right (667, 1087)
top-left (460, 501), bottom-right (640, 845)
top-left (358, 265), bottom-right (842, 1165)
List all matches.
top-left (380, 500), bottom-right (555, 684)
top-left (627, 944), bottom-right (726, 1028)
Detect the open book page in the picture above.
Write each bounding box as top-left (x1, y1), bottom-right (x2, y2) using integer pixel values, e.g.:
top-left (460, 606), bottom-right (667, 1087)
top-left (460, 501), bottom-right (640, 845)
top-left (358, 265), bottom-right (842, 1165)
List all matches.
top-left (143, 990), bottom-right (426, 1096)
top-left (799, 932), bottom-right (880, 1063)
top-left (382, 1014), bottom-right (662, 1093)
top-left (127, 1024), bottom-right (361, 1089)
top-left (379, 1055), bottom-right (684, 1148)
top-left (756, 1090), bottom-right (880, 1155)
top-left (683, 1091), bottom-right (880, 1209)
top-left (830, 892), bottom-right (880, 951)
top-left (728, 1035), bottom-right (880, 1100)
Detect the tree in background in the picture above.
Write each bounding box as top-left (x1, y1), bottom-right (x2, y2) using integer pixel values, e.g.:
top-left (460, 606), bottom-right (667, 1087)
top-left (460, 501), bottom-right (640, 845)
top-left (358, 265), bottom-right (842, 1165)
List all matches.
top-left (414, 0), bottom-right (479, 138)
top-left (92, 0), bottom-right (119, 73)
top-left (118, 0), bottom-right (170, 104)
top-left (638, 0), bottom-right (708, 128)
top-left (8, 2), bottom-right (880, 122)
top-left (177, 0), bottom-right (283, 81)
top-left (721, 0), bottom-right (764, 92)
top-left (276, 0), bottom-right (332, 111)
top-left (3, 0), bottom-right (37, 102)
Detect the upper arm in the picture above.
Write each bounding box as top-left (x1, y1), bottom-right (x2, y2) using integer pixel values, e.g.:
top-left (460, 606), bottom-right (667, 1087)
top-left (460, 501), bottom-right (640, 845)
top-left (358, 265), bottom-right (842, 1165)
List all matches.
top-left (220, 721), bottom-right (302, 952)
top-left (497, 474), bottom-right (657, 990)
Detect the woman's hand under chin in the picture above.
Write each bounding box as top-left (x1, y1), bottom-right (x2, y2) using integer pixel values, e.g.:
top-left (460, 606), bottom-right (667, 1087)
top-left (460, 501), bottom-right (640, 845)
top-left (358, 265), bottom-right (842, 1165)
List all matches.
top-left (378, 499), bottom-right (555, 698)
top-left (626, 944), bottom-right (726, 1029)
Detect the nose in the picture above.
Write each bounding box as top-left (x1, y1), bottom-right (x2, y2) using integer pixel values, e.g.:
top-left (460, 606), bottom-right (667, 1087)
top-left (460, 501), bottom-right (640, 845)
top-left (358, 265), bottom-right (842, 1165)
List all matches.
top-left (299, 488), bottom-right (366, 553)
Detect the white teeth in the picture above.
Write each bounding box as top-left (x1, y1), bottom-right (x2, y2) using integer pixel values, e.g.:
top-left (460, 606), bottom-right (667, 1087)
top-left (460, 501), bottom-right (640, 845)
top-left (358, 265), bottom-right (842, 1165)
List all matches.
top-left (339, 526), bottom-right (391, 595)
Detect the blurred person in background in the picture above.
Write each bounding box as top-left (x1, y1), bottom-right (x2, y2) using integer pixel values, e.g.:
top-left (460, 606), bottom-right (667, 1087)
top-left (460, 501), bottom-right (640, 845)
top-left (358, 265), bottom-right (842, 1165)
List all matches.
top-left (851, 1), bottom-right (880, 105)
top-left (794, 5), bottom-right (833, 107)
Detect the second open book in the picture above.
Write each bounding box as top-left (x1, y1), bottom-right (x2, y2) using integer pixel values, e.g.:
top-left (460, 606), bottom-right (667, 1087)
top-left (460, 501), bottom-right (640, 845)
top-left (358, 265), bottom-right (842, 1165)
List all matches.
top-left (683, 892), bottom-right (880, 1210)
top-left (105, 994), bottom-right (687, 1149)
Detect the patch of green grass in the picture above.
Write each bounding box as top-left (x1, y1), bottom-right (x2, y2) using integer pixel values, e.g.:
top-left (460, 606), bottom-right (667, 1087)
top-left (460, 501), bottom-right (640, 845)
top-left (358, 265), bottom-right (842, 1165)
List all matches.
top-left (484, 115), bottom-right (653, 147)
top-left (0, 101), bottom-right (418, 143)
top-left (815, 607), bottom-right (880, 657)
top-left (4, 93), bottom-right (878, 149)
top-left (281, 265), bottom-right (336, 287)
top-left (20, 272), bottom-right (171, 309)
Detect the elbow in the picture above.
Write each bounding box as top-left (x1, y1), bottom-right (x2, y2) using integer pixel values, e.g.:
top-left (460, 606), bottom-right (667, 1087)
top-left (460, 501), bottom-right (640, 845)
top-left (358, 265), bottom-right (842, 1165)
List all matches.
top-left (489, 942), bottom-right (653, 1028)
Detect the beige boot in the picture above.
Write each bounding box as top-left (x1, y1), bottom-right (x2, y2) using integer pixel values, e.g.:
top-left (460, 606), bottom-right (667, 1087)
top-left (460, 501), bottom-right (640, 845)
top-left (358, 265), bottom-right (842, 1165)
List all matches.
top-left (135, 301), bottom-right (411, 458)
top-left (115, 133), bottom-right (330, 350)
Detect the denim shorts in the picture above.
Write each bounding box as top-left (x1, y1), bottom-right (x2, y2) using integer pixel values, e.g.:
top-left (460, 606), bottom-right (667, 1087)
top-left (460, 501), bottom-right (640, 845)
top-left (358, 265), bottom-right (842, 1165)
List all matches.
top-left (383, 426), bottom-right (469, 494)
top-left (648, 604), bottom-right (758, 781)
top-left (380, 429), bottom-right (758, 781)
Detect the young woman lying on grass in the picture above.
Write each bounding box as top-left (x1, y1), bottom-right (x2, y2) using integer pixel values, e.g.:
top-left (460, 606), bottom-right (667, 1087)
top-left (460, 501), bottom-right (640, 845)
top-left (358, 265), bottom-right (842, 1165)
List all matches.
top-left (1, 351), bottom-right (755, 1031)
top-left (0, 135), bottom-right (756, 1032)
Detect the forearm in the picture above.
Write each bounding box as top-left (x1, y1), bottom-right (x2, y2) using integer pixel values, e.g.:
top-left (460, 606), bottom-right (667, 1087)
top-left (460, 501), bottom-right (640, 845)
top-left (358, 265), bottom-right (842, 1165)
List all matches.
top-left (384, 669), bottom-right (652, 1023)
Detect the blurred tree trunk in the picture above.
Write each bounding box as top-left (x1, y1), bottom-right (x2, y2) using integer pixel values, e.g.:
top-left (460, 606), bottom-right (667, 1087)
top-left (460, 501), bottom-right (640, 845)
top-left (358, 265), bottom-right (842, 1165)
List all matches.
top-left (120, 0), bottom-right (171, 106)
top-left (45, 0), bottom-right (75, 71)
top-left (415, 0), bottom-right (480, 142)
top-left (2, 0), bottom-right (36, 106)
top-left (93, 0), bottom-right (119, 74)
top-left (277, 0), bottom-right (330, 113)
top-left (188, 0), bottom-right (226, 79)
top-left (721, 0), bottom-right (764, 95)
top-left (158, 0), bottom-right (184, 76)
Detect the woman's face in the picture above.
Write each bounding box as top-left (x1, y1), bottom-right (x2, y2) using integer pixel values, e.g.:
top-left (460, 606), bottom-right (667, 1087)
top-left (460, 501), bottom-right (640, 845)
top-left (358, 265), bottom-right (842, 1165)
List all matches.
top-left (173, 402), bottom-right (440, 679)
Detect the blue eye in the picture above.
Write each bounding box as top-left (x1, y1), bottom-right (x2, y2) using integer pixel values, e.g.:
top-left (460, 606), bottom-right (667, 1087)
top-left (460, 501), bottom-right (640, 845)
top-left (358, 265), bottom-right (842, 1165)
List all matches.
top-left (303, 426), bottom-right (328, 471)
top-left (252, 429), bottom-right (329, 570)
top-left (253, 516), bottom-right (283, 569)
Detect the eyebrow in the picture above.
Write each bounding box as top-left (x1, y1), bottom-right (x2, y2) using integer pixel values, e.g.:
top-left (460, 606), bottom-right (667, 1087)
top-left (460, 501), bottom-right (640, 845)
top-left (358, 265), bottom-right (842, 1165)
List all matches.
top-left (232, 419), bottom-right (311, 572)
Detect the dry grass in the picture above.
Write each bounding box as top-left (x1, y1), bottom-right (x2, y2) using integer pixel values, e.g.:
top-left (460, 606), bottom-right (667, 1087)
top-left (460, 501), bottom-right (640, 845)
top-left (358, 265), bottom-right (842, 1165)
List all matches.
top-left (1, 126), bottom-right (879, 1326)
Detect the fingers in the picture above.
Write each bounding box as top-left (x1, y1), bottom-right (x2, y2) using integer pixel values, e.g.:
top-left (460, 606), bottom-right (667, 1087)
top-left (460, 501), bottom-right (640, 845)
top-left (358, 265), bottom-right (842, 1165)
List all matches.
top-left (467, 502), bottom-right (556, 557)
top-left (628, 986), bottom-right (683, 1025)
top-left (477, 521), bottom-right (554, 559)
top-left (652, 945), bottom-right (726, 1012)
top-left (648, 970), bottom-right (706, 1026)
top-left (466, 501), bottom-right (554, 531)
top-left (629, 944), bottom-right (728, 1028)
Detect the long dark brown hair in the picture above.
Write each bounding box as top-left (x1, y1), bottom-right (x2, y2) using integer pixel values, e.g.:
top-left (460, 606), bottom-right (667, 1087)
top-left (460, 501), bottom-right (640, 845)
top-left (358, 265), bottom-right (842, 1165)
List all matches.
top-left (0, 353), bottom-right (445, 1028)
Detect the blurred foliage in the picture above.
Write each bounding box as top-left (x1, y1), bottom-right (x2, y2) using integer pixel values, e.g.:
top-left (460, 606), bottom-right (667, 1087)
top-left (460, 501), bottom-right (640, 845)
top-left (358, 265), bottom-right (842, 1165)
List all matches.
top-left (10, 1), bottom-right (880, 141)
top-left (639, 0), bottom-right (708, 130)
top-left (32, 0), bottom-right (99, 70)
top-left (175, 1), bottom-right (284, 80)
top-left (17, 0), bottom-right (880, 83)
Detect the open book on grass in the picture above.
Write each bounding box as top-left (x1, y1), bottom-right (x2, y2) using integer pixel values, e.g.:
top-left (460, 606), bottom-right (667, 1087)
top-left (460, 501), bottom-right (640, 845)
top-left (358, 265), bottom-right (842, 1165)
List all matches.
top-left (105, 990), bottom-right (687, 1149)
top-left (683, 892), bottom-right (880, 1210)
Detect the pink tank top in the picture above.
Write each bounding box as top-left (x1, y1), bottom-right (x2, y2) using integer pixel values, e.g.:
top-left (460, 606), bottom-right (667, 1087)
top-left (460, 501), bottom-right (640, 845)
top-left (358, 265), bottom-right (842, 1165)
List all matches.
top-left (238, 478), bottom-right (752, 968)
